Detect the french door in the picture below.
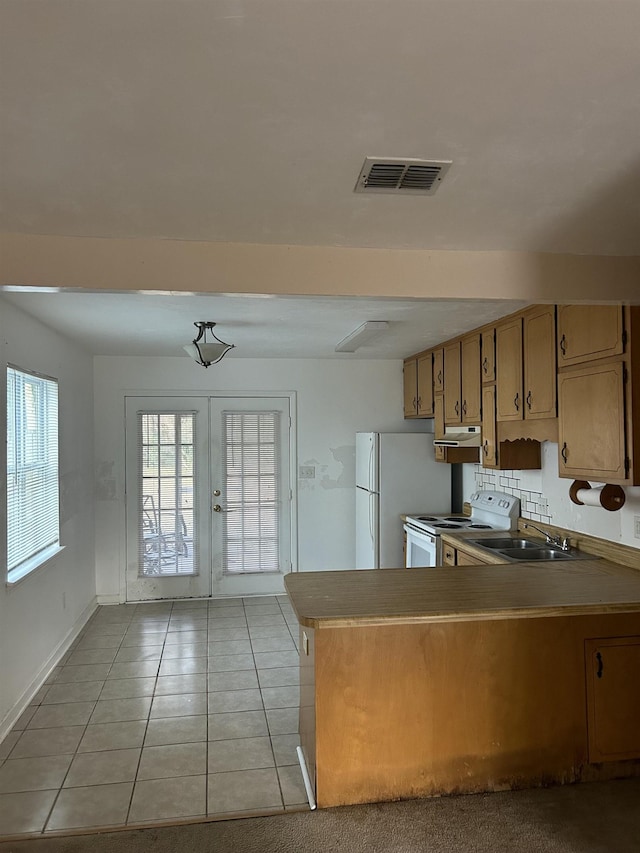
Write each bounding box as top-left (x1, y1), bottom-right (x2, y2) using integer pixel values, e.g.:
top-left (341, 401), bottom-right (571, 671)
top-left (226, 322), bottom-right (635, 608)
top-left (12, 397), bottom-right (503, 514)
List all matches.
top-left (125, 395), bottom-right (292, 602)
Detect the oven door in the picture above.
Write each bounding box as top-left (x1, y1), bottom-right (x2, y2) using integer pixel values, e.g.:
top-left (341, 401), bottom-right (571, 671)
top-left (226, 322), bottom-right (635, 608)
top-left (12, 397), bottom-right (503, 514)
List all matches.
top-left (403, 524), bottom-right (438, 568)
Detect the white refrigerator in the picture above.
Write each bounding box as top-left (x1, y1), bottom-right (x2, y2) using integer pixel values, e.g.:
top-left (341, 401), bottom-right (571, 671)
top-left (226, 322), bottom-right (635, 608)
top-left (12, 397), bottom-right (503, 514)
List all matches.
top-left (355, 432), bottom-right (451, 569)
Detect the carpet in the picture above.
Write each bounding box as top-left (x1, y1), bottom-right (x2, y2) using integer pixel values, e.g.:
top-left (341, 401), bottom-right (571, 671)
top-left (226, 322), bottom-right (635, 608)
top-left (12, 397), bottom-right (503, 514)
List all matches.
top-left (1, 778), bottom-right (639, 853)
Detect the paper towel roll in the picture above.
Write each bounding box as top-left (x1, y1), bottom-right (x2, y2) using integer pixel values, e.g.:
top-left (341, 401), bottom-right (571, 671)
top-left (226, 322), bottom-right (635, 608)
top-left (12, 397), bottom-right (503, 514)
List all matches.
top-left (569, 481), bottom-right (626, 511)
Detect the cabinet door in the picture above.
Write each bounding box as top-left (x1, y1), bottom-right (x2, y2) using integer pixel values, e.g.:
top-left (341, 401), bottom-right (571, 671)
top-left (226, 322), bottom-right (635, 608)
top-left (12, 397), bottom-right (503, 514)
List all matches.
top-left (442, 544), bottom-right (456, 566)
top-left (585, 637), bottom-right (640, 762)
top-left (481, 385), bottom-right (498, 468)
top-left (455, 547), bottom-right (485, 566)
top-left (433, 349), bottom-right (444, 394)
top-left (496, 318), bottom-right (524, 421)
top-left (558, 361), bottom-right (627, 481)
top-left (444, 342), bottom-right (462, 424)
top-left (434, 394), bottom-right (445, 441)
top-left (461, 333), bottom-right (481, 423)
top-left (558, 306), bottom-right (624, 366)
top-left (524, 306), bottom-right (557, 419)
top-left (416, 354), bottom-right (434, 417)
top-left (481, 329), bottom-right (495, 383)
top-left (403, 359), bottom-right (418, 418)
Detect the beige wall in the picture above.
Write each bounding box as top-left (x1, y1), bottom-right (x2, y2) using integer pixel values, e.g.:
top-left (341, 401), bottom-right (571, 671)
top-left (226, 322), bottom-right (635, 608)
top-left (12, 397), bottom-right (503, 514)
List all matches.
top-left (2, 233), bottom-right (640, 302)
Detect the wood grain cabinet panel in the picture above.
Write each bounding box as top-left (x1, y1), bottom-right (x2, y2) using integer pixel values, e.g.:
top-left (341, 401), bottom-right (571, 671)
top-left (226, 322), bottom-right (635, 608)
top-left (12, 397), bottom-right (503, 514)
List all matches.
top-left (403, 358), bottom-right (418, 417)
top-left (417, 353), bottom-right (434, 416)
top-left (585, 637), bottom-right (640, 762)
top-left (481, 329), bottom-right (495, 383)
top-left (461, 333), bottom-right (482, 423)
top-left (558, 361), bottom-right (627, 481)
top-left (558, 306), bottom-right (624, 366)
top-left (433, 349), bottom-right (444, 394)
top-left (524, 306), bottom-right (557, 419)
top-left (496, 317), bottom-right (524, 421)
top-left (444, 342), bottom-right (462, 424)
top-left (481, 385), bottom-right (498, 468)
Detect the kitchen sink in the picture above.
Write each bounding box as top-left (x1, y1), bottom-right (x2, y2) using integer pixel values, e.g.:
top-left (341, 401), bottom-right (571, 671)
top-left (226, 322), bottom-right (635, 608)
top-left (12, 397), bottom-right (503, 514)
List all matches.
top-left (475, 538), bottom-right (539, 550)
top-left (498, 548), bottom-right (572, 561)
top-left (466, 537), bottom-right (595, 563)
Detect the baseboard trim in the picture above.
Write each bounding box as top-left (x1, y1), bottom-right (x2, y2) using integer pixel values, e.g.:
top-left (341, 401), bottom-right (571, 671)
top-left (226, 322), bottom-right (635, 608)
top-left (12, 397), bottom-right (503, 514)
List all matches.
top-left (96, 594), bottom-right (123, 605)
top-left (0, 596), bottom-right (99, 743)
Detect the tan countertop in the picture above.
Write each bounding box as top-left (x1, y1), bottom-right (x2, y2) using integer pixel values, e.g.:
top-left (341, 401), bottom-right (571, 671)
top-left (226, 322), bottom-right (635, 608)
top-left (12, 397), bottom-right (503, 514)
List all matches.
top-left (285, 550), bottom-right (640, 629)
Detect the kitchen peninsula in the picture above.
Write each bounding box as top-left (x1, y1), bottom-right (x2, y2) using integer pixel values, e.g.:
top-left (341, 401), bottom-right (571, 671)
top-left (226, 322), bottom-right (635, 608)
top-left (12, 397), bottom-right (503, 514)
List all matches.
top-left (285, 559), bottom-right (640, 808)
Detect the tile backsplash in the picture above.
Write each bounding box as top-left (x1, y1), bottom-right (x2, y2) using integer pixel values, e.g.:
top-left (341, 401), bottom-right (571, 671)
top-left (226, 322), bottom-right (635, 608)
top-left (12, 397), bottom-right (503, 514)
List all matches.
top-left (473, 465), bottom-right (552, 524)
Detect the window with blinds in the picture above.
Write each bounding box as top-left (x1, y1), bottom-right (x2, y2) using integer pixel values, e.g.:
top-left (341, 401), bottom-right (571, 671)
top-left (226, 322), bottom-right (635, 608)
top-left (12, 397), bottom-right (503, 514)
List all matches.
top-left (223, 411), bottom-right (281, 574)
top-left (137, 412), bottom-right (197, 577)
top-left (6, 366), bottom-right (60, 582)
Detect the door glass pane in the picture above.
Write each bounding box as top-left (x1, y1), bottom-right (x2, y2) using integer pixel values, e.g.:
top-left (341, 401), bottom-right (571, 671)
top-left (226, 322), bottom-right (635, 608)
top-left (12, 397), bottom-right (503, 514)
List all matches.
top-left (138, 412), bottom-right (197, 576)
top-left (222, 411), bottom-right (281, 574)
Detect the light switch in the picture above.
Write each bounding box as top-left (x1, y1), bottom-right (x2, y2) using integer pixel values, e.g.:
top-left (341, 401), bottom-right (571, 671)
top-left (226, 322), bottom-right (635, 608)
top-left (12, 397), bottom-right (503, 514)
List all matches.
top-left (302, 631), bottom-right (309, 655)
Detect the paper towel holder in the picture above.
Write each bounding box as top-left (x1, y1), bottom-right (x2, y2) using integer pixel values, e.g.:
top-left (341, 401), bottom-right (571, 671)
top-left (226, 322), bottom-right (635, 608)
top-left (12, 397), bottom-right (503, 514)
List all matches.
top-left (569, 480), bottom-right (626, 511)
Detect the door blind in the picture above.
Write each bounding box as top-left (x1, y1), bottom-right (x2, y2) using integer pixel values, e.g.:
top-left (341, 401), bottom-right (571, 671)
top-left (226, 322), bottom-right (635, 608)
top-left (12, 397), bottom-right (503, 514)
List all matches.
top-left (137, 412), bottom-right (197, 576)
top-left (6, 366), bottom-right (59, 577)
top-left (222, 411), bottom-right (281, 574)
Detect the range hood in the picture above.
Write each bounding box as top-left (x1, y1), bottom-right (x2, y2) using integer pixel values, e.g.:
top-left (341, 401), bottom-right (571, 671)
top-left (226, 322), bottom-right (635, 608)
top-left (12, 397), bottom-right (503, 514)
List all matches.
top-left (433, 426), bottom-right (482, 447)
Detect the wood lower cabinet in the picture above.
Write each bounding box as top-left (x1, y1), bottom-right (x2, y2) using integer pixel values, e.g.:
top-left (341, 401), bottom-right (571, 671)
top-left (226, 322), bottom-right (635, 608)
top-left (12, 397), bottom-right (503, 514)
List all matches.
top-left (558, 305), bottom-right (624, 367)
top-left (455, 546), bottom-right (490, 566)
top-left (585, 636), bottom-right (640, 762)
top-left (558, 361), bottom-right (627, 481)
top-left (294, 612), bottom-right (640, 808)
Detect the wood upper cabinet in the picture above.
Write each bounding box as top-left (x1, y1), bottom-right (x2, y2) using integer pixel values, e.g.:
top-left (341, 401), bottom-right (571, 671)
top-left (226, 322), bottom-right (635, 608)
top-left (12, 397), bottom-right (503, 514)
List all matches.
top-left (585, 637), bottom-right (640, 762)
top-left (481, 329), bottom-right (495, 383)
top-left (557, 306), bottom-right (624, 367)
top-left (496, 317), bottom-right (523, 421)
top-left (461, 333), bottom-right (481, 423)
top-left (481, 385), bottom-right (498, 468)
top-left (403, 358), bottom-right (418, 417)
top-left (523, 305), bottom-right (557, 419)
top-left (558, 361), bottom-right (627, 481)
top-left (433, 348), bottom-right (444, 394)
top-left (444, 342), bottom-right (462, 424)
top-left (416, 353), bottom-right (434, 416)
top-left (444, 335), bottom-right (481, 425)
top-left (403, 354), bottom-right (434, 418)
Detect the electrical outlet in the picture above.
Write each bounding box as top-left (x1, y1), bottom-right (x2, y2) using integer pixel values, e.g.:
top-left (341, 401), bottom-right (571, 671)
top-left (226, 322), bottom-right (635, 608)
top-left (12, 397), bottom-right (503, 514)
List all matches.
top-left (538, 497), bottom-right (549, 515)
top-left (634, 516), bottom-right (640, 540)
top-left (299, 465), bottom-right (315, 479)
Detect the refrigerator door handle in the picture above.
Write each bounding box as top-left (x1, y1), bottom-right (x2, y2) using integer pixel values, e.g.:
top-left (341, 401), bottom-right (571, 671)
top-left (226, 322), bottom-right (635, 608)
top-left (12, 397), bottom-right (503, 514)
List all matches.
top-left (368, 493), bottom-right (374, 548)
top-left (368, 441), bottom-right (375, 492)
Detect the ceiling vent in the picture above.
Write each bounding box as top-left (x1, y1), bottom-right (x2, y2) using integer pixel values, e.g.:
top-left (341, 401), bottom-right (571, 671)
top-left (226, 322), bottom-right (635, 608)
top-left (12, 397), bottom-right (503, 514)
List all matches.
top-left (354, 157), bottom-right (452, 195)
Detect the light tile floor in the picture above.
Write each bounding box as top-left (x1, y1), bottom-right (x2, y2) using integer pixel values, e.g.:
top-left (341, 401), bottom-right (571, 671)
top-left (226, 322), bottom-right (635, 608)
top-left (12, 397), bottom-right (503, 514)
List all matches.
top-left (0, 596), bottom-right (308, 836)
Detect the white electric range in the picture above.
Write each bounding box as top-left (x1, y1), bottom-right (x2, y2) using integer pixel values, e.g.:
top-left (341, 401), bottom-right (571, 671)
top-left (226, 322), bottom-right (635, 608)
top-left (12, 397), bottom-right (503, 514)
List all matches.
top-left (403, 491), bottom-right (520, 567)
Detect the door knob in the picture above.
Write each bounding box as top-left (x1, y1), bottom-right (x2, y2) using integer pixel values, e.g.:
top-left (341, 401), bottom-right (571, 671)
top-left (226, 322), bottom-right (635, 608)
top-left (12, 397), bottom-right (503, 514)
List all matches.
top-left (213, 489), bottom-right (221, 497)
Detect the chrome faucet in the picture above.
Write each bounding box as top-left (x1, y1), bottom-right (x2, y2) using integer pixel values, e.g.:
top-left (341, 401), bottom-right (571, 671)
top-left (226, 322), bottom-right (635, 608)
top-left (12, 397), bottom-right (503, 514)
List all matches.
top-left (523, 523), bottom-right (571, 552)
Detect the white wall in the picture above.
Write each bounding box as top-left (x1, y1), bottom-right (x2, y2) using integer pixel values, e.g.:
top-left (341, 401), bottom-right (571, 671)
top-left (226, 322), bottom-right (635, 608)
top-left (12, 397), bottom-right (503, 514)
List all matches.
top-left (0, 298), bottom-right (96, 735)
top-left (93, 355), bottom-right (430, 600)
top-left (462, 443), bottom-right (640, 549)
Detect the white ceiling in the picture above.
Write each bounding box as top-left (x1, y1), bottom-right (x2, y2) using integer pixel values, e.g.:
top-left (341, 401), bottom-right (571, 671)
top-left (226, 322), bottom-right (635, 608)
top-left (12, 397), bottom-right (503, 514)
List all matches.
top-left (0, 290), bottom-right (528, 359)
top-left (1, 2), bottom-right (638, 358)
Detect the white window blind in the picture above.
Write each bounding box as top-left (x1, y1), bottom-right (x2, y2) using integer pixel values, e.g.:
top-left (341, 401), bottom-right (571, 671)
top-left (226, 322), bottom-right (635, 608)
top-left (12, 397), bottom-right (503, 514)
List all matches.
top-left (137, 412), bottom-right (197, 577)
top-left (6, 366), bottom-right (60, 580)
top-left (223, 411), bottom-right (281, 574)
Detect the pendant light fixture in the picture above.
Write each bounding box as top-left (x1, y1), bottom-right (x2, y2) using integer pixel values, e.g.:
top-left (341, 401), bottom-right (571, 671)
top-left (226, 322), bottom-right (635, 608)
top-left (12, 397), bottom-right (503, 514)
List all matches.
top-left (183, 321), bottom-right (235, 367)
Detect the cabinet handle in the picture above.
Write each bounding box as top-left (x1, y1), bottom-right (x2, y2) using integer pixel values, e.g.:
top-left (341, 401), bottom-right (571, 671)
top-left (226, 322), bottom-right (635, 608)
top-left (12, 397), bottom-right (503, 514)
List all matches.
top-left (482, 357), bottom-right (489, 375)
top-left (514, 392), bottom-right (520, 411)
top-left (455, 400), bottom-right (460, 416)
top-left (462, 400), bottom-right (467, 416)
top-left (438, 370), bottom-right (443, 384)
top-left (483, 440), bottom-right (489, 456)
top-left (526, 390), bottom-right (532, 410)
top-left (561, 442), bottom-right (568, 463)
top-left (596, 651), bottom-right (603, 679)
top-left (416, 396), bottom-right (421, 411)
top-left (560, 334), bottom-right (567, 356)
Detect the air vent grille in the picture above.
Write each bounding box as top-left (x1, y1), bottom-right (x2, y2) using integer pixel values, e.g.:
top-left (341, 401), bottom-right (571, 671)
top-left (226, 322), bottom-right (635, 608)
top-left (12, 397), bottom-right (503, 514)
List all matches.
top-left (355, 157), bottom-right (452, 195)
